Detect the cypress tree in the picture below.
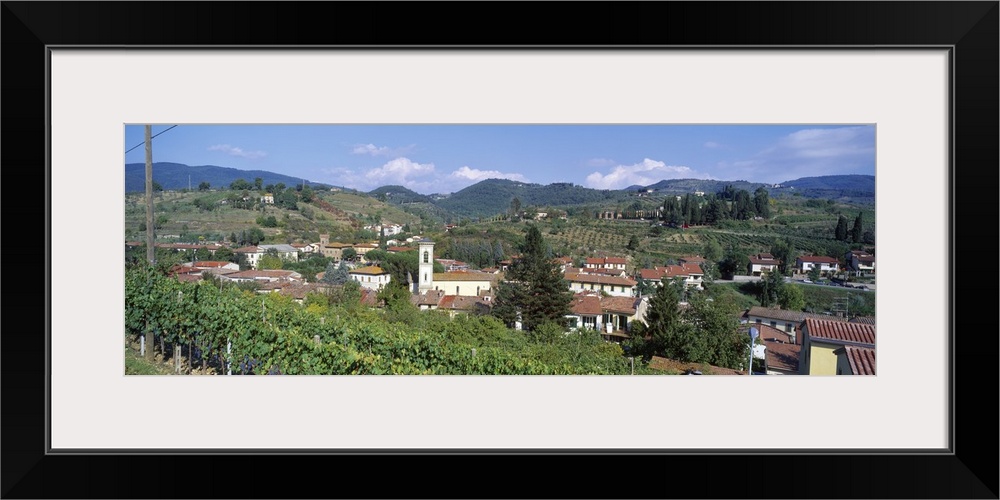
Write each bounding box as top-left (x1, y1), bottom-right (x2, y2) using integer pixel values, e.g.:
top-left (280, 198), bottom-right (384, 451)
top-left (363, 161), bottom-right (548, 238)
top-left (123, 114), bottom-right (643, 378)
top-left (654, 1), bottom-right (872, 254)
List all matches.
top-left (835, 215), bottom-right (849, 241)
top-left (851, 212), bottom-right (864, 243)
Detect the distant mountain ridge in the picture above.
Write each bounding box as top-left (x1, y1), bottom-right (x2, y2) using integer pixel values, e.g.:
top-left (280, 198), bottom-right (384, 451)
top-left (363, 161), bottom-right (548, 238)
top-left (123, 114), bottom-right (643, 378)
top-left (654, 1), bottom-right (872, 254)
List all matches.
top-left (124, 162), bottom-right (332, 192)
top-left (779, 174), bottom-right (875, 191)
top-left (124, 162), bottom-right (873, 217)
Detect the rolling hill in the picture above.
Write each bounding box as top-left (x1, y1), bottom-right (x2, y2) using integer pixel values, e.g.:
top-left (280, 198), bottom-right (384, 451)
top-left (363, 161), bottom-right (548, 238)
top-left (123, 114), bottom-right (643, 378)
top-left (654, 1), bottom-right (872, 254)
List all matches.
top-left (124, 162), bottom-right (333, 192)
top-left (434, 179), bottom-right (626, 218)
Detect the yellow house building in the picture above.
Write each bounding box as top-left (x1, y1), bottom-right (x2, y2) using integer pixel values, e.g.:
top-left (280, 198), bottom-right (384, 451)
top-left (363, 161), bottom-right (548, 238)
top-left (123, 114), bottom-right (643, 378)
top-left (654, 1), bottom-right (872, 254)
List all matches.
top-left (431, 271), bottom-right (499, 297)
top-left (798, 318), bottom-right (876, 375)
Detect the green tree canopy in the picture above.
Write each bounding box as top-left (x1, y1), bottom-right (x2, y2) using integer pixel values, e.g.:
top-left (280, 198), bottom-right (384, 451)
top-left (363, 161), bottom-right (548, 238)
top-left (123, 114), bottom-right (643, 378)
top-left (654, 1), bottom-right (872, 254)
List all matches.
top-left (851, 212), bottom-right (864, 243)
top-left (491, 225), bottom-right (572, 332)
top-left (835, 215), bottom-right (849, 241)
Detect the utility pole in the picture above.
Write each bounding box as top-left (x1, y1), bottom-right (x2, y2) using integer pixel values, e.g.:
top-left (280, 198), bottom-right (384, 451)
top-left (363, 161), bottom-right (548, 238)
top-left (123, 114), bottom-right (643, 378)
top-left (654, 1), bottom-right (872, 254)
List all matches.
top-left (145, 125), bottom-right (155, 265)
top-left (144, 124), bottom-right (155, 361)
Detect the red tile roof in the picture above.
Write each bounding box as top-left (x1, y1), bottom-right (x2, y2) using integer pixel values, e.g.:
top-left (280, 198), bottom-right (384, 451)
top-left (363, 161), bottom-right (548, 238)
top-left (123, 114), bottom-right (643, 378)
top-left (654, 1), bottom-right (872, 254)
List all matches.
top-left (570, 294), bottom-right (603, 316)
top-left (412, 290), bottom-right (445, 306)
top-left (837, 345), bottom-right (877, 375)
top-left (849, 316), bottom-right (876, 325)
top-left (440, 295), bottom-right (489, 312)
top-left (175, 273), bottom-right (203, 283)
top-left (192, 261), bottom-right (232, 268)
top-left (565, 273), bottom-right (637, 287)
top-left (226, 269), bottom-right (299, 279)
top-left (639, 263), bottom-right (703, 281)
top-left (742, 323), bottom-right (795, 344)
top-left (764, 340), bottom-right (801, 373)
top-left (803, 318), bottom-right (876, 346)
top-left (232, 246), bottom-right (261, 253)
top-left (797, 255), bottom-right (839, 264)
top-left (601, 296), bottom-right (639, 315)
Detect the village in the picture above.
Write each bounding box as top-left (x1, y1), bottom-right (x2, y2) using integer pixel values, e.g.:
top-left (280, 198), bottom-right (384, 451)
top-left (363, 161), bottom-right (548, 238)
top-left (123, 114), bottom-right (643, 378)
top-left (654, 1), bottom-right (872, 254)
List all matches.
top-left (127, 218), bottom-right (876, 376)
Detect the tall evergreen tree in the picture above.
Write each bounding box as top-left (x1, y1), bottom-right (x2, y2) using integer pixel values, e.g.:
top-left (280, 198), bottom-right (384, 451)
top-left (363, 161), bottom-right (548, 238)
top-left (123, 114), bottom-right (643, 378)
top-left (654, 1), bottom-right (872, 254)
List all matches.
top-left (835, 215), bottom-right (849, 241)
top-left (322, 261), bottom-right (351, 285)
top-left (851, 212), bottom-right (864, 243)
top-left (491, 225), bottom-right (572, 332)
top-left (644, 278), bottom-right (699, 360)
top-left (753, 187), bottom-right (770, 219)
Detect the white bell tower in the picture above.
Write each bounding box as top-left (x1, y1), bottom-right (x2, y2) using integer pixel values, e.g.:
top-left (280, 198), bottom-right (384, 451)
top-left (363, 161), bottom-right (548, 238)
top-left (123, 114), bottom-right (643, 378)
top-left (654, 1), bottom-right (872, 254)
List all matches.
top-left (417, 239), bottom-right (434, 293)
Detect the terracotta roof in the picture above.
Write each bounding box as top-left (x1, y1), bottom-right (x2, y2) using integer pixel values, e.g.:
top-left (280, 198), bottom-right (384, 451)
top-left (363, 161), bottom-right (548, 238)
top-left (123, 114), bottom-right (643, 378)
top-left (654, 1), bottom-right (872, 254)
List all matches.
top-left (764, 340), bottom-right (801, 372)
top-left (604, 257), bottom-right (628, 265)
top-left (258, 280), bottom-right (298, 291)
top-left (170, 265), bottom-right (202, 275)
top-left (803, 318), bottom-right (876, 346)
top-left (746, 307), bottom-right (846, 325)
top-left (192, 261), bottom-right (232, 268)
top-left (639, 263), bottom-right (703, 281)
top-left (226, 269), bottom-right (300, 279)
top-left (201, 268), bottom-right (239, 276)
top-left (570, 294), bottom-right (603, 316)
top-left (745, 306), bottom-right (807, 323)
top-left (797, 255), bottom-right (839, 263)
top-left (749, 256), bottom-right (780, 265)
top-left (836, 345), bottom-right (877, 375)
top-left (439, 295), bottom-right (489, 312)
top-left (648, 356), bottom-right (745, 375)
top-left (350, 266), bottom-right (389, 275)
top-left (601, 296), bottom-right (639, 315)
top-left (232, 246), bottom-right (260, 253)
top-left (359, 288), bottom-right (379, 307)
top-left (412, 290), bottom-right (445, 306)
top-left (849, 316), bottom-right (876, 325)
top-left (741, 323), bottom-right (795, 344)
top-left (565, 273), bottom-right (636, 287)
top-left (175, 273), bottom-right (203, 283)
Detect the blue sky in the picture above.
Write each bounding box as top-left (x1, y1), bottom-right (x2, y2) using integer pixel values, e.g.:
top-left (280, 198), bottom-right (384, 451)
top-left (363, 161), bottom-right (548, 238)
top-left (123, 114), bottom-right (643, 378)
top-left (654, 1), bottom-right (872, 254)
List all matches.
top-left (124, 124), bottom-right (875, 195)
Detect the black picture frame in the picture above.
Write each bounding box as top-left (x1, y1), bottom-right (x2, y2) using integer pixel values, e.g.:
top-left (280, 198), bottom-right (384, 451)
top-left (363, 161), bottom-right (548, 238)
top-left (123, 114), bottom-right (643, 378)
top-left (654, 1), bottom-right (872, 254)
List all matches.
top-left (3, 2), bottom-right (997, 498)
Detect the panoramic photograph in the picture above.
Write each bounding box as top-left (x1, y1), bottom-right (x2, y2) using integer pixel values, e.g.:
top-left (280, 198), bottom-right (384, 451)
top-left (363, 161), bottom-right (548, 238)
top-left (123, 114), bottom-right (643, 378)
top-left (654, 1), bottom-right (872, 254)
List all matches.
top-left (123, 124), bottom-right (876, 376)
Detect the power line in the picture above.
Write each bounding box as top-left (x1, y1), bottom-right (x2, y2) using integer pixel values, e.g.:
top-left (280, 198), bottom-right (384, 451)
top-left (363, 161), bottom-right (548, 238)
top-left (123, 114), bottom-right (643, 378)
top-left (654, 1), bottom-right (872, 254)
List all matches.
top-left (125, 125), bottom-right (177, 154)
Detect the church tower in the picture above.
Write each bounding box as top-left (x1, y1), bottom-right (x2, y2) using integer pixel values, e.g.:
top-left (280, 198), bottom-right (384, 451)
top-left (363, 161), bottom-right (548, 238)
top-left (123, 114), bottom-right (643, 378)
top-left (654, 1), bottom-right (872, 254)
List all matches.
top-left (417, 238), bottom-right (434, 293)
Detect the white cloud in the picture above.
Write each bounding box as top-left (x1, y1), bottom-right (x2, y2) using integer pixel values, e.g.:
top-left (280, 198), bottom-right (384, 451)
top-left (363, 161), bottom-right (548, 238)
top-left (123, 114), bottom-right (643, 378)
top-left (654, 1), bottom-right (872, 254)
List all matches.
top-left (351, 143), bottom-right (415, 157)
top-left (208, 144), bottom-right (266, 159)
top-left (585, 158), bottom-right (712, 190)
top-left (703, 141), bottom-right (723, 149)
top-left (448, 166), bottom-right (527, 183)
top-left (774, 126), bottom-right (875, 159)
top-left (351, 143), bottom-right (391, 156)
top-left (363, 157), bottom-right (436, 189)
top-left (586, 158), bottom-right (617, 167)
